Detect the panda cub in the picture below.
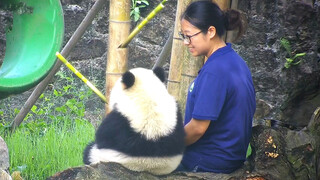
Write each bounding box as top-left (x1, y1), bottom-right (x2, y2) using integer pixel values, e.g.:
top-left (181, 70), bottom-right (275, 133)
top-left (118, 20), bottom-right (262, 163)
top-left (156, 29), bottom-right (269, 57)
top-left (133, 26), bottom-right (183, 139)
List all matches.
top-left (83, 67), bottom-right (185, 175)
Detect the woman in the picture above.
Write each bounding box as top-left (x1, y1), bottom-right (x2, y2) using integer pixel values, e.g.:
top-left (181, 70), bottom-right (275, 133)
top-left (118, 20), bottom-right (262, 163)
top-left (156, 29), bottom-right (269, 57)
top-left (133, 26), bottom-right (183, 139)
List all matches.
top-left (177, 0), bottom-right (256, 173)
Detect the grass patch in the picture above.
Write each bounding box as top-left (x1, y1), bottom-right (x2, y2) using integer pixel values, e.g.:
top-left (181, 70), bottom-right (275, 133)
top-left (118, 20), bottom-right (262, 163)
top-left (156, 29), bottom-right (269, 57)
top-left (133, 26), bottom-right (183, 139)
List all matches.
top-left (0, 70), bottom-right (103, 179)
top-left (3, 118), bottom-right (94, 179)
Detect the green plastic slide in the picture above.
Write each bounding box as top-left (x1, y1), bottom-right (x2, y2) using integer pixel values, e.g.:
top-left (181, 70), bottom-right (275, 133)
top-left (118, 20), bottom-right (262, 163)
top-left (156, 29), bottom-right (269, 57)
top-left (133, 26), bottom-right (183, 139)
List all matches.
top-left (0, 0), bottom-right (64, 99)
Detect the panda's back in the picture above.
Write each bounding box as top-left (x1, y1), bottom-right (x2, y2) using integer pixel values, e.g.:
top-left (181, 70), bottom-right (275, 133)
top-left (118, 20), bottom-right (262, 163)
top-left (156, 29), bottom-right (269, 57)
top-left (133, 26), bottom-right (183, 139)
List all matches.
top-left (95, 108), bottom-right (185, 157)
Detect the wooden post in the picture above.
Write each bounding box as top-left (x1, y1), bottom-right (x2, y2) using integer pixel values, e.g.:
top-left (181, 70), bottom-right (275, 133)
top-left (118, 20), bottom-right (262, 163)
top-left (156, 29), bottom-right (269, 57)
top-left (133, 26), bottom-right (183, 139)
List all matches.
top-left (106, 0), bottom-right (131, 113)
top-left (213, 0), bottom-right (231, 10)
top-left (178, 47), bottom-right (203, 115)
top-left (226, 0), bottom-right (239, 43)
top-left (167, 0), bottom-right (195, 100)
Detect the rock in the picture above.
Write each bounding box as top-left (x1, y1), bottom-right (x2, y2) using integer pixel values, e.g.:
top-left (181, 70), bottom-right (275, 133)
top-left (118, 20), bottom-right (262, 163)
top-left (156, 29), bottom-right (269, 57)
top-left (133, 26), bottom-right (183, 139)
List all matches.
top-left (250, 123), bottom-right (319, 180)
top-left (307, 107), bottom-right (320, 179)
top-left (0, 136), bottom-right (9, 171)
top-left (307, 107), bottom-right (320, 136)
top-left (11, 171), bottom-right (23, 180)
top-left (254, 99), bottom-right (273, 126)
top-left (250, 126), bottom-right (295, 180)
top-left (0, 170), bottom-right (11, 180)
top-left (0, 137), bottom-right (11, 180)
top-left (48, 161), bottom-right (254, 180)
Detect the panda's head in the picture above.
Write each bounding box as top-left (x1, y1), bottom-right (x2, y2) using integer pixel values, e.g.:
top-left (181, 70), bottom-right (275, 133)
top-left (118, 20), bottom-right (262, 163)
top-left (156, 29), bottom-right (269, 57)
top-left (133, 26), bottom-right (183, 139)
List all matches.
top-left (109, 67), bottom-right (178, 140)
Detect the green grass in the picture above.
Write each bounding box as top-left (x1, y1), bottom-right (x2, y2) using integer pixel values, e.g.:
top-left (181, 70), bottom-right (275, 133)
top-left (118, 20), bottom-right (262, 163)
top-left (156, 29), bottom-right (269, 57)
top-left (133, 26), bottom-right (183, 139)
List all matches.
top-left (0, 70), bottom-right (102, 179)
top-left (4, 118), bottom-right (95, 180)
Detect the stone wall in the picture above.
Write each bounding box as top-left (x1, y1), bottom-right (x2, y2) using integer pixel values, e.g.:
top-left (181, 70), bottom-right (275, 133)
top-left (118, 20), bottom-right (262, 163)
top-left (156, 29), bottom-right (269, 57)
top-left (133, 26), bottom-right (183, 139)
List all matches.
top-left (235, 0), bottom-right (320, 127)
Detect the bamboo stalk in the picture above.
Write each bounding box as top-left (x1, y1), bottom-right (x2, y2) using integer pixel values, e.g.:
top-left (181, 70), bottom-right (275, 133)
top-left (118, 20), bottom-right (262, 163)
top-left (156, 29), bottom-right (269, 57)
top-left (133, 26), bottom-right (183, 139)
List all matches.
top-left (106, 0), bottom-right (131, 113)
top-left (56, 52), bottom-right (108, 104)
top-left (119, 0), bottom-right (168, 48)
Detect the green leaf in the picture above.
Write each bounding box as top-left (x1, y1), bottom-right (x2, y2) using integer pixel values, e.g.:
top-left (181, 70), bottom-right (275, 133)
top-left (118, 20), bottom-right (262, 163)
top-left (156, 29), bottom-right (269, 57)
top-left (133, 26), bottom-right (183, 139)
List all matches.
top-left (31, 105), bottom-right (37, 113)
top-left (292, 52), bottom-right (306, 60)
top-left (284, 62), bottom-right (291, 69)
top-left (246, 143), bottom-right (252, 158)
top-left (63, 85), bottom-right (72, 92)
top-left (37, 109), bottom-right (45, 115)
top-left (141, 0), bottom-right (149, 5)
top-left (134, 11), bottom-right (140, 22)
top-left (280, 37), bottom-right (292, 55)
top-left (292, 60), bottom-right (301, 65)
top-left (130, 10), bottom-right (134, 16)
top-left (53, 89), bottom-right (60, 97)
top-left (138, 5), bottom-right (147, 8)
top-left (14, 108), bottom-right (20, 115)
top-left (286, 58), bottom-right (293, 63)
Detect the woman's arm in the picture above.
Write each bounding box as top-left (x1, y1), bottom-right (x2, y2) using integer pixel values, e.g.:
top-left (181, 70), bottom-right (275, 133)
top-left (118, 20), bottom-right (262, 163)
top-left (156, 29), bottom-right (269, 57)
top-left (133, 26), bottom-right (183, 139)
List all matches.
top-left (184, 118), bottom-right (210, 146)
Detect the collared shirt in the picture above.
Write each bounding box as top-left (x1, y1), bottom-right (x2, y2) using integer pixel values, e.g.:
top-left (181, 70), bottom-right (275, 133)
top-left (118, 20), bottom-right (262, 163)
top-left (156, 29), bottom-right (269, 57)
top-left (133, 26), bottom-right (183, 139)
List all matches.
top-left (182, 43), bottom-right (256, 173)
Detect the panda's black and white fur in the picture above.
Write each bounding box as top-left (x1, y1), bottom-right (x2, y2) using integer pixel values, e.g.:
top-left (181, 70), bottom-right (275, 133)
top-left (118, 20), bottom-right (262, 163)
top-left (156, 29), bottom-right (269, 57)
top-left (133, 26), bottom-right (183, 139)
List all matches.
top-left (83, 67), bottom-right (185, 175)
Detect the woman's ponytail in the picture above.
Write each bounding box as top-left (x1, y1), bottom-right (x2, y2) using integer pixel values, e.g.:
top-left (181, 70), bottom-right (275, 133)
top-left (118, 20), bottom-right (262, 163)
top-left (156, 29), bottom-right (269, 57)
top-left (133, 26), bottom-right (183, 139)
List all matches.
top-left (182, 1), bottom-right (246, 41)
top-left (224, 9), bottom-right (246, 41)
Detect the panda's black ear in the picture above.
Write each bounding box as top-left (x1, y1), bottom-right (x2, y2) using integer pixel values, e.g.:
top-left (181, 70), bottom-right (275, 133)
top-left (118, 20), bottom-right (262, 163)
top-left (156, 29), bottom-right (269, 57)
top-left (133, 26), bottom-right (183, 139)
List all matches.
top-left (122, 71), bottom-right (135, 89)
top-left (153, 67), bottom-right (166, 83)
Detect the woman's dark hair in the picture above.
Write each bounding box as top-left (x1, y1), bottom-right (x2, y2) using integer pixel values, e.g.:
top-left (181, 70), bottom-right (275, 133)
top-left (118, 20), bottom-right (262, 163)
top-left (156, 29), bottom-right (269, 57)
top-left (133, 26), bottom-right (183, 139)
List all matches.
top-left (181, 0), bottom-right (245, 41)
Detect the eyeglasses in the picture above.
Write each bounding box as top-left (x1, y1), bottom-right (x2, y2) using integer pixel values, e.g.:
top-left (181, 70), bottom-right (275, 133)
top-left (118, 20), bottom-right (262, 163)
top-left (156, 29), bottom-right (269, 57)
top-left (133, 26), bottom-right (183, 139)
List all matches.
top-left (178, 31), bottom-right (202, 44)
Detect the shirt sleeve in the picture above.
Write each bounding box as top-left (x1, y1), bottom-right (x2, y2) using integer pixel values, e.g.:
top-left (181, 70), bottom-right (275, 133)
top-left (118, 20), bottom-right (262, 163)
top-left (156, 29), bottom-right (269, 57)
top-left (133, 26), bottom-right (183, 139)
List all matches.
top-left (192, 72), bottom-right (227, 121)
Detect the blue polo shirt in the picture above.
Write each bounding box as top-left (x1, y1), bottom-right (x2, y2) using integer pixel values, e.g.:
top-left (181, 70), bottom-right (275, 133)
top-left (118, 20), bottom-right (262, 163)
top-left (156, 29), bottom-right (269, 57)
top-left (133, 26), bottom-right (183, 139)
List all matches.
top-left (182, 43), bottom-right (256, 173)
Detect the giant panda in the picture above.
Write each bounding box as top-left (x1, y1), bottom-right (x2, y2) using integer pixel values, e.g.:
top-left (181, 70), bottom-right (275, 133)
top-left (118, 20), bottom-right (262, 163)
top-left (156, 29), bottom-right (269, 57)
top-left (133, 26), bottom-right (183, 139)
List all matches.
top-left (83, 67), bottom-right (185, 175)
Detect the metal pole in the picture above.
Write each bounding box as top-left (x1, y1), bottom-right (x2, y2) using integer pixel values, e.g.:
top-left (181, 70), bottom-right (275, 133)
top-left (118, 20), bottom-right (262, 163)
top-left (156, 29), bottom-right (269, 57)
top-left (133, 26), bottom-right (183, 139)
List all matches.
top-left (11, 0), bottom-right (107, 131)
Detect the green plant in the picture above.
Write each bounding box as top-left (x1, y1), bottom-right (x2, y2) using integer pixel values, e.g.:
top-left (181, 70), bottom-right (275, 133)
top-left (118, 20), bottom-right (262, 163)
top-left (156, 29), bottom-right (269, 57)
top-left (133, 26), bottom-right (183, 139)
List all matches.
top-left (131, 0), bottom-right (149, 22)
top-left (3, 117), bottom-right (95, 180)
top-left (280, 37), bottom-right (306, 69)
top-left (0, 70), bottom-right (102, 179)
